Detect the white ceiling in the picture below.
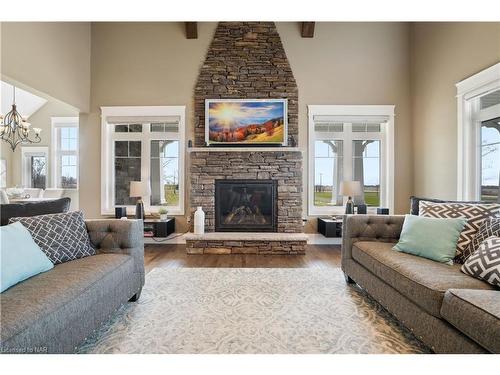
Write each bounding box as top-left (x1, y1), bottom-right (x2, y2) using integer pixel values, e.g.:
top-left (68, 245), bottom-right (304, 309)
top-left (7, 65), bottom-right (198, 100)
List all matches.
top-left (1, 81), bottom-right (47, 118)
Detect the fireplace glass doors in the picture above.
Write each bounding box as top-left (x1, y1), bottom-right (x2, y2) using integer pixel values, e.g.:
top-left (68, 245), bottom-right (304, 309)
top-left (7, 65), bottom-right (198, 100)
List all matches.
top-left (215, 180), bottom-right (277, 232)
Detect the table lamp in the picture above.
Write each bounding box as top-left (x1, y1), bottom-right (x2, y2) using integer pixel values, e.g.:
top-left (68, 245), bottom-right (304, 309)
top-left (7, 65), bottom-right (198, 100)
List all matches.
top-left (130, 181), bottom-right (151, 220)
top-left (339, 181), bottom-right (362, 214)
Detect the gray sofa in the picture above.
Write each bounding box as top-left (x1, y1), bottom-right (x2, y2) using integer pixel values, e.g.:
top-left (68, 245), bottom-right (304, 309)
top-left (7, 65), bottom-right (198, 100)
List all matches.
top-left (0, 219), bottom-right (145, 354)
top-left (342, 215), bottom-right (500, 354)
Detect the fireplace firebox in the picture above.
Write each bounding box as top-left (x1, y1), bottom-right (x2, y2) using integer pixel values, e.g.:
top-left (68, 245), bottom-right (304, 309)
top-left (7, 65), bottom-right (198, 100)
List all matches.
top-left (215, 180), bottom-right (277, 232)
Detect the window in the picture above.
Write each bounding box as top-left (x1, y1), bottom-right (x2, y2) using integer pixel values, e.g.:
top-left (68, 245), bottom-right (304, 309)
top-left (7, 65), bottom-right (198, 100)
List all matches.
top-left (480, 117), bottom-right (500, 202)
top-left (101, 106), bottom-right (185, 215)
top-left (21, 146), bottom-right (49, 189)
top-left (457, 63), bottom-right (500, 202)
top-left (51, 117), bottom-right (79, 189)
top-left (308, 105), bottom-right (395, 215)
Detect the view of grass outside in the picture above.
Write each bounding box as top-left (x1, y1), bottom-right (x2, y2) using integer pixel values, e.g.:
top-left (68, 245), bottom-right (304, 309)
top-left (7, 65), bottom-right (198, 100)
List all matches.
top-left (163, 184), bottom-right (179, 206)
top-left (314, 186), bottom-right (380, 207)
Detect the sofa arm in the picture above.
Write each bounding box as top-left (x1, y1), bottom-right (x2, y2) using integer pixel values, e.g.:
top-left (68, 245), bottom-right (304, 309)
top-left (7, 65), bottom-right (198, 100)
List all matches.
top-left (85, 219), bottom-right (145, 285)
top-left (341, 215), bottom-right (404, 263)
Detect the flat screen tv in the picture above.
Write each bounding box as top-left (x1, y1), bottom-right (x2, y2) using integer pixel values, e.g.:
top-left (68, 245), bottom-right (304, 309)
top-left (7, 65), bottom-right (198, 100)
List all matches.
top-left (205, 99), bottom-right (288, 146)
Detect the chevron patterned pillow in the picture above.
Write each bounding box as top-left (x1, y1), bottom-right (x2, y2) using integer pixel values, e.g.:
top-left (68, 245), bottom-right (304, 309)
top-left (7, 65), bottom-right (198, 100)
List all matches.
top-left (9, 211), bottom-right (95, 264)
top-left (419, 201), bottom-right (500, 264)
top-left (461, 236), bottom-right (500, 287)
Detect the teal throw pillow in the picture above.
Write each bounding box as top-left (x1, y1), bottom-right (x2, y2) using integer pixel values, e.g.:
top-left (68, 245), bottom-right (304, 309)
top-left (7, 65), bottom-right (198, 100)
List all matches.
top-left (393, 214), bottom-right (467, 263)
top-left (1, 221), bottom-right (54, 293)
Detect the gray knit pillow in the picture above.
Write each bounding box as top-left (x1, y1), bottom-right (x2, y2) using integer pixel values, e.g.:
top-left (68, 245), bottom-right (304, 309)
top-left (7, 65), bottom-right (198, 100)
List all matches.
top-left (9, 211), bottom-right (95, 264)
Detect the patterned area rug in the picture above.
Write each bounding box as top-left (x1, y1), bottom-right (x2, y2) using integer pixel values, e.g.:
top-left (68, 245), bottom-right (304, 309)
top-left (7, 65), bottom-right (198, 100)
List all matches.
top-left (77, 268), bottom-right (430, 354)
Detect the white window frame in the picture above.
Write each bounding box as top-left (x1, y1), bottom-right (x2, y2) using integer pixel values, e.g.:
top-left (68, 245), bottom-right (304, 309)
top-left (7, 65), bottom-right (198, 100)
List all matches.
top-left (21, 146), bottom-right (49, 189)
top-left (100, 106), bottom-right (186, 216)
top-left (51, 117), bottom-right (79, 189)
top-left (456, 62), bottom-right (500, 201)
top-left (308, 105), bottom-right (395, 216)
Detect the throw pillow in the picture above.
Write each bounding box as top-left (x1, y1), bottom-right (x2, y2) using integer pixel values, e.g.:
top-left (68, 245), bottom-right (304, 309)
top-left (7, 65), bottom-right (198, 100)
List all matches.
top-left (409, 196), bottom-right (484, 216)
top-left (419, 201), bottom-right (500, 263)
top-left (9, 210), bottom-right (95, 264)
top-left (461, 236), bottom-right (500, 288)
top-left (0, 197), bottom-right (71, 226)
top-left (1, 222), bottom-right (54, 293)
top-left (393, 214), bottom-right (467, 264)
top-left (466, 218), bottom-right (500, 260)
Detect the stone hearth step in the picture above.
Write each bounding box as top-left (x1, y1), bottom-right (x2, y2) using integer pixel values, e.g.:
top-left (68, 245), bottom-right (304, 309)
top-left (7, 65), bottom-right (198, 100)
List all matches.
top-left (185, 232), bottom-right (307, 255)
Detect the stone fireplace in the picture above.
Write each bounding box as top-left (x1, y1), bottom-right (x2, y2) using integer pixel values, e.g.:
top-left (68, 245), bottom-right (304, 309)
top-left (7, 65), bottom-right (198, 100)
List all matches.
top-left (186, 22), bottom-right (307, 254)
top-left (215, 179), bottom-right (277, 232)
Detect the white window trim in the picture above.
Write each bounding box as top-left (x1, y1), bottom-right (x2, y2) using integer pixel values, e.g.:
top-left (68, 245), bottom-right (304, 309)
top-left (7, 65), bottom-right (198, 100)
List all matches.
top-left (456, 62), bottom-right (500, 200)
top-left (21, 146), bottom-right (49, 189)
top-left (307, 105), bottom-right (395, 216)
top-left (51, 117), bottom-right (79, 189)
top-left (100, 106), bottom-right (186, 216)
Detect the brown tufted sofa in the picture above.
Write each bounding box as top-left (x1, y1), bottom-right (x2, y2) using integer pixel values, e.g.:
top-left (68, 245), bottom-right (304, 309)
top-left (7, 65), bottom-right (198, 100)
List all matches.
top-left (342, 215), bottom-right (499, 354)
top-left (0, 219), bottom-right (144, 354)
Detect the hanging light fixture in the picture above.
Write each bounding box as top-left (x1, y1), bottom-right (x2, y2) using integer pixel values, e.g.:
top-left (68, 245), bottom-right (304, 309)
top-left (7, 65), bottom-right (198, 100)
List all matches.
top-left (0, 86), bottom-right (42, 151)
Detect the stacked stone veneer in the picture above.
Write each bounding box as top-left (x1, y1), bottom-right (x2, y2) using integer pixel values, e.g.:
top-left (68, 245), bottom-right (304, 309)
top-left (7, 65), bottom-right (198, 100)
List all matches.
top-left (186, 238), bottom-right (306, 255)
top-left (194, 21), bottom-right (298, 146)
top-left (190, 151), bottom-right (303, 233)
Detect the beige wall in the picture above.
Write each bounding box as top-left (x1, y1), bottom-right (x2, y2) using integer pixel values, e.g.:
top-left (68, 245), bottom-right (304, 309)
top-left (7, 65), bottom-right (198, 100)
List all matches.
top-left (1, 22), bottom-right (90, 209)
top-left (276, 22), bottom-right (412, 229)
top-left (80, 22), bottom-right (218, 225)
top-left (1, 22), bottom-right (91, 112)
top-left (81, 22), bottom-right (412, 232)
top-left (411, 22), bottom-right (500, 200)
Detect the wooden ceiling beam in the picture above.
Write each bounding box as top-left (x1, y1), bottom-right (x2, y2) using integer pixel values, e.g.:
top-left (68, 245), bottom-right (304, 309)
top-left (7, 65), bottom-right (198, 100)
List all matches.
top-left (301, 22), bottom-right (315, 38)
top-left (185, 22), bottom-right (198, 39)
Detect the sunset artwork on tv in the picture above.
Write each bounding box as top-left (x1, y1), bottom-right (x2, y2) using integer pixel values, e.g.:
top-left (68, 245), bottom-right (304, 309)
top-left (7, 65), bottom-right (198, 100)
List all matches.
top-left (205, 99), bottom-right (287, 145)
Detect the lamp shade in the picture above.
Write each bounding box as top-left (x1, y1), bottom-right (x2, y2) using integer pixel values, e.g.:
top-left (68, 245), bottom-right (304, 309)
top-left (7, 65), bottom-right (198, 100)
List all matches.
top-left (129, 181), bottom-right (151, 198)
top-left (339, 181), bottom-right (362, 197)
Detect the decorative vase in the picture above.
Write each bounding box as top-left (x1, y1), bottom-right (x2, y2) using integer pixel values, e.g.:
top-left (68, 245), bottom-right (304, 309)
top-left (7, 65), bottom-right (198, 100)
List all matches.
top-left (194, 206), bottom-right (205, 235)
top-left (160, 213), bottom-right (168, 221)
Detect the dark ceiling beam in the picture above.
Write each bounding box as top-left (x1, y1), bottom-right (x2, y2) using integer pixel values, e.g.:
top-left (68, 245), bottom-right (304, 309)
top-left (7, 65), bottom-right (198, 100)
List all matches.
top-left (301, 22), bottom-right (315, 38)
top-left (185, 22), bottom-right (198, 39)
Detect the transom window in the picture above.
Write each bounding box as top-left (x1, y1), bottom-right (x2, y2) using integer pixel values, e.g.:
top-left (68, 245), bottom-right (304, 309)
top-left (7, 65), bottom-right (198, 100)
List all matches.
top-left (101, 106), bottom-right (185, 216)
top-left (308, 105), bottom-right (395, 215)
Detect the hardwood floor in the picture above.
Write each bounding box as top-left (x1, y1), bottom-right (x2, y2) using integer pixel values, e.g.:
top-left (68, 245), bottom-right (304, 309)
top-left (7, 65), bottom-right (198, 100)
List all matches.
top-left (144, 244), bottom-right (341, 274)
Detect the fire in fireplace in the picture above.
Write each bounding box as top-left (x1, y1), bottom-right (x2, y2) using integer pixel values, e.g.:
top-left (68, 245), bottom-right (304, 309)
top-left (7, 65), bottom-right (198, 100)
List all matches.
top-left (215, 180), bottom-right (277, 232)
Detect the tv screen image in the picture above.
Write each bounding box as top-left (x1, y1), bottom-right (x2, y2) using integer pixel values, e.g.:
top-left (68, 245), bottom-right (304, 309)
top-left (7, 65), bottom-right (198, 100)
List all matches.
top-left (205, 99), bottom-right (288, 146)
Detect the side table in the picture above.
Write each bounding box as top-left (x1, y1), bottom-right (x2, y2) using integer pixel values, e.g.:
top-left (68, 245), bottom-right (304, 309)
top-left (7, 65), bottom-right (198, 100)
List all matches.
top-left (317, 217), bottom-right (343, 238)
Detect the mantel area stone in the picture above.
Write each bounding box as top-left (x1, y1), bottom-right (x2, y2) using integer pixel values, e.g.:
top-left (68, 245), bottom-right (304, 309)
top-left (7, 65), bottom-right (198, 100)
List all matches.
top-left (186, 232), bottom-right (307, 255)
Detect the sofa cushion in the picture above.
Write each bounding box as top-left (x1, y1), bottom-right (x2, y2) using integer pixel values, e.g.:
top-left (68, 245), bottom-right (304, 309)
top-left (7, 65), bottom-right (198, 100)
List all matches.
top-left (352, 241), bottom-right (494, 318)
top-left (9, 211), bottom-right (95, 264)
top-left (0, 253), bottom-right (133, 349)
top-left (419, 201), bottom-right (500, 263)
top-left (441, 289), bottom-right (500, 353)
top-left (0, 197), bottom-right (71, 226)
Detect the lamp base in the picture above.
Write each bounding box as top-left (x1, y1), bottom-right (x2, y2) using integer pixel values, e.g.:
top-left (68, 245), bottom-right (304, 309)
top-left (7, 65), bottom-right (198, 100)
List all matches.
top-left (135, 199), bottom-right (145, 220)
top-left (345, 197), bottom-right (354, 214)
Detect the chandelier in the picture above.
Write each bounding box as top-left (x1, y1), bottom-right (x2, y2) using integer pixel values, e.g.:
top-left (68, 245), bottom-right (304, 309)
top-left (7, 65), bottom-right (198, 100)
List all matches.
top-left (0, 86), bottom-right (42, 151)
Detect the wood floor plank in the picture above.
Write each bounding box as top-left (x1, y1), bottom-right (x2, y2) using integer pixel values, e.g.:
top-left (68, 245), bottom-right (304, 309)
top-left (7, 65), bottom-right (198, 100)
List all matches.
top-left (144, 244), bottom-right (341, 272)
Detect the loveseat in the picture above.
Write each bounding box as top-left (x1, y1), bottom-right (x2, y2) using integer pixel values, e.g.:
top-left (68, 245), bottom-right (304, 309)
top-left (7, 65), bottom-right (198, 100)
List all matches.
top-left (0, 219), bottom-right (145, 354)
top-left (341, 214), bottom-right (500, 353)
